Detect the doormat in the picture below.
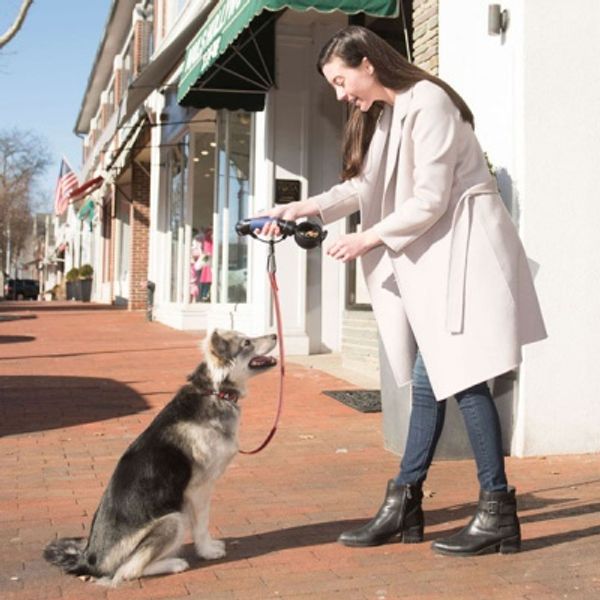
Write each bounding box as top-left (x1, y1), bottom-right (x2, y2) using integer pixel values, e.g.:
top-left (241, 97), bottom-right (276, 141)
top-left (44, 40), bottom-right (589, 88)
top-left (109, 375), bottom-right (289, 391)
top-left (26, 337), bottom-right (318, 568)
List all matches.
top-left (322, 389), bottom-right (381, 413)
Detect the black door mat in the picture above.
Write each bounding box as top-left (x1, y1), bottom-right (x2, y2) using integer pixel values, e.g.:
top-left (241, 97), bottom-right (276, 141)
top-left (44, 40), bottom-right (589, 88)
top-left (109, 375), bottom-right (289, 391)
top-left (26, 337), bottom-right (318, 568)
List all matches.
top-left (322, 389), bottom-right (382, 413)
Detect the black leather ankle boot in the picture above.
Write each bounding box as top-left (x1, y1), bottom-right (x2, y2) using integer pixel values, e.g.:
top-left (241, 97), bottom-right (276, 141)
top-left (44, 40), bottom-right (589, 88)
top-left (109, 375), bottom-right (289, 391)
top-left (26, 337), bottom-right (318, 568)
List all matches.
top-left (432, 487), bottom-right (521, 556)
top-left (338, 480), bottom-right (424, 547)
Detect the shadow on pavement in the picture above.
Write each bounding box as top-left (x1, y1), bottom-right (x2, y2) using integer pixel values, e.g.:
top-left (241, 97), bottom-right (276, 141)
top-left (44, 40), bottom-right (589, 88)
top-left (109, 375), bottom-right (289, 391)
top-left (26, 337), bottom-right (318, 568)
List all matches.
top-left (523, 523), bottom-right (600, 551)
top-left (198, 496), bottom-right (600, 564)
top-left (0, 375), bottom-right (150, 436)
top-left (0, 345), bottom-right (197, 362)
top-left (182, 519), bottom-right (366, 567)
top-left (0, 335), bottom-right (36, 344)
top-left (0, 314), bottom-right (37, 322)
top-left (0, 301), bottom-right (124, 313)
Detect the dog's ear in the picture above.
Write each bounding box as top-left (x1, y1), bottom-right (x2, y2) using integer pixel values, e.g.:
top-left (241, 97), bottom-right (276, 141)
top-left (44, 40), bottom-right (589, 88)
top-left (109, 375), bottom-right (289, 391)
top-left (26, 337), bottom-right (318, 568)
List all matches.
top-left (209, 329), bottom-right (231, 363)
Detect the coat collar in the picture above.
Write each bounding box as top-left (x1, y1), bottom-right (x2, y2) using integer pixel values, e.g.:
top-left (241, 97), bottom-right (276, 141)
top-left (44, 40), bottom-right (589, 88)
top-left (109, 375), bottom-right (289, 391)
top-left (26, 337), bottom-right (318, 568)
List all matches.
top-left (384, 86), bottom-right (414, 193)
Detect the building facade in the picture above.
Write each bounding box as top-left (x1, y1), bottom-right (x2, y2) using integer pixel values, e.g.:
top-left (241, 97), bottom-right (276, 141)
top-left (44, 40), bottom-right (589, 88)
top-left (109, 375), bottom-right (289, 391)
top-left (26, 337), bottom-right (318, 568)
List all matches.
top-left (382, 0), bottom-right (600, 458)
top-left (73, 0), bottom-right (600, 457)
top-left (74, 0), bottom-right (406, 359)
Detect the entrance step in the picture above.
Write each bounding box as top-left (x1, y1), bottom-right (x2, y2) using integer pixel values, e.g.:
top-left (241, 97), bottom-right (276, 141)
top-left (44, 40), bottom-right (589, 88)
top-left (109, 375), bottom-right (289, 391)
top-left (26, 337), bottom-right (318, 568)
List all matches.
top-left (342, 310), bottom-right (380, 377)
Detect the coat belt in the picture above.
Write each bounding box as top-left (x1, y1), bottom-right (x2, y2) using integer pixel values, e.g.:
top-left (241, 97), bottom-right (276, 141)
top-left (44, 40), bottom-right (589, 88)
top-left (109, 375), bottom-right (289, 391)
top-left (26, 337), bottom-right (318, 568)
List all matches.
top-left (446, 180), bottom-right (500, 334)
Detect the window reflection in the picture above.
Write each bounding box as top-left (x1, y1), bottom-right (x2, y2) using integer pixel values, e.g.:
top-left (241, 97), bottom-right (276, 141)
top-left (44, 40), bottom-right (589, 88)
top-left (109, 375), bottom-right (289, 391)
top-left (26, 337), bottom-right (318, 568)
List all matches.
top-left (168, 136), bottom-right (188, 303)
top-left (216, 111), bottom-right (251, 303)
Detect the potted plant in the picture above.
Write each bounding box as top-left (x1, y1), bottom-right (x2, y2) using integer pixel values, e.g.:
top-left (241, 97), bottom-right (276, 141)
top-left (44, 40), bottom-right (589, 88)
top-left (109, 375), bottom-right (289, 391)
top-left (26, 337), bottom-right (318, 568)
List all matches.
top-left (65, 267), bottom-right (81, 301)
top-left (79, 264), bottom-right (94, 302)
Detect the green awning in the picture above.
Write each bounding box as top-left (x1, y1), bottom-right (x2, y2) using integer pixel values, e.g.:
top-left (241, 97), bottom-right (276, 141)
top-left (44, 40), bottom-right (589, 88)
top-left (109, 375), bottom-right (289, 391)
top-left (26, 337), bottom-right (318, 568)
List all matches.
top-left (77, 199), bottom-right (95, 223)
top-left (177, 0), bottom-right (398, 107)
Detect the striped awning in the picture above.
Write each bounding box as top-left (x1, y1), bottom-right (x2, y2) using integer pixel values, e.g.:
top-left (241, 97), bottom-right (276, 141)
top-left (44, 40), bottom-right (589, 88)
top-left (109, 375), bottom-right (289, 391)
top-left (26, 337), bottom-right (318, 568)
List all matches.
top-left (177, 0), bottom-right (398, 108)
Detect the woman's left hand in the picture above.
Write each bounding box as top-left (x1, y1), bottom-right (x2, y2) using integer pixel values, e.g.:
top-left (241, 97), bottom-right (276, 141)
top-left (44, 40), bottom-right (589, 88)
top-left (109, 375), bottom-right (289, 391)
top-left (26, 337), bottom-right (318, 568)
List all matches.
top-left (326, 229), bottom-right (382, 262)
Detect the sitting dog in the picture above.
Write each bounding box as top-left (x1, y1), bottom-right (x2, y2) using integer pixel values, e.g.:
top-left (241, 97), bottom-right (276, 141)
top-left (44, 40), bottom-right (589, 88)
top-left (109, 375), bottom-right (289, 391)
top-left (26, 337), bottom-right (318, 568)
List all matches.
top-left (44, 329), bottom-right (277, 585)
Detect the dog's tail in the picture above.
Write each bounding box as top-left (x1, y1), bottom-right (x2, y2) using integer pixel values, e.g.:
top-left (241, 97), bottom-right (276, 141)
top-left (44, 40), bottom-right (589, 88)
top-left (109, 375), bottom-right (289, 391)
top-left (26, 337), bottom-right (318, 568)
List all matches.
top-left (43, 537), bottom-right (94, 576)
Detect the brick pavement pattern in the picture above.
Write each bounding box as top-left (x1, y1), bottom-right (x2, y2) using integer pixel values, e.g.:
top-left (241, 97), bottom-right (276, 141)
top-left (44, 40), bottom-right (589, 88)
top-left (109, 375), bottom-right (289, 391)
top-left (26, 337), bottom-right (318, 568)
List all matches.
top-left (1, 302), bottom-right (599, 600)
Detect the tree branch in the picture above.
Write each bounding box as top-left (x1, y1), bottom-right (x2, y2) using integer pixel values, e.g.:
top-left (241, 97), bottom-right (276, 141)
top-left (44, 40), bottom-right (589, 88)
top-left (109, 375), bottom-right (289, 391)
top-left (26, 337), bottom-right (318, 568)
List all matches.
top-left (0, 0), bottom-right (35, 49)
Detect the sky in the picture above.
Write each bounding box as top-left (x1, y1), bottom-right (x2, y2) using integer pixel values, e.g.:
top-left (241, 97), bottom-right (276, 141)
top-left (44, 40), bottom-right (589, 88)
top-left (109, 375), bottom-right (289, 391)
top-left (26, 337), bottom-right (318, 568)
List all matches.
top-left (0, 0), bottom-right (113, 212)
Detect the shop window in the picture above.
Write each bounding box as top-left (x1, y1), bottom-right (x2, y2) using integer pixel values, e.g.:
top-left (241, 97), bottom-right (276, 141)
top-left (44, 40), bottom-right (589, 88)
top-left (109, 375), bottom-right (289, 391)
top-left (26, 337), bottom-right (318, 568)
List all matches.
top-left (101, 201), bottom-right (112, 283)
top-left (346, 212), bottom-right (371, 310)
top-left (167, 135), bottom-right (189, 303)
top-left (215, 111), bottom-right (252, 304)
top-left (115, 193), bottom-right (131, 301)
top-left (190, 121), bottom-right (217, 303)
top-left (170, 110), bottom-right (251, 307)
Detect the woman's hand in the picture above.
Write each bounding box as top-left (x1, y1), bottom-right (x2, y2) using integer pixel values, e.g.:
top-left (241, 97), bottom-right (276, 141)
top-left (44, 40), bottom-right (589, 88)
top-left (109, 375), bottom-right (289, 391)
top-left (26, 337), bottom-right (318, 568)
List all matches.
top-left (326, 229), bottom-right (382, 262)
top-left (255, 199), bottom-right (320, 237)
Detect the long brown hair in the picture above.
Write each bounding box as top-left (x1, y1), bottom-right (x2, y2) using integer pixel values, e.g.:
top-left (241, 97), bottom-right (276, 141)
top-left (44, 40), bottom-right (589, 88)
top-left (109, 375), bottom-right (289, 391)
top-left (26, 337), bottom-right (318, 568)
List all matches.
top-left (317, 26), bottom-right (474, 180)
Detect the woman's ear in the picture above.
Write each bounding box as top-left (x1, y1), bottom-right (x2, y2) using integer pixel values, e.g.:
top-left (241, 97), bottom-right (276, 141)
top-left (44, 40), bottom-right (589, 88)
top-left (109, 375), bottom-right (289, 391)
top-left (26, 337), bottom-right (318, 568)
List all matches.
top-left (362, 57), bottom-right (375, 75)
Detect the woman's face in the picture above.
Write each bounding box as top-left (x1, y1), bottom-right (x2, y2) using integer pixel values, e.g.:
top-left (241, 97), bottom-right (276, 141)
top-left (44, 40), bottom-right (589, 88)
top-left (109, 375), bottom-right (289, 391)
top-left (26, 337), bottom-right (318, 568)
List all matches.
top-left (322, 55), bottom-right (383, 112)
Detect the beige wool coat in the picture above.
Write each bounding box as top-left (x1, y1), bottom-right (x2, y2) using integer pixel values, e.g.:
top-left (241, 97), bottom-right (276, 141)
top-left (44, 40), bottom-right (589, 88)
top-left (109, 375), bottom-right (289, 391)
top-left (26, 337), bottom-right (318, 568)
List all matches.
top-left (312, 80), bottom-right (547, 400)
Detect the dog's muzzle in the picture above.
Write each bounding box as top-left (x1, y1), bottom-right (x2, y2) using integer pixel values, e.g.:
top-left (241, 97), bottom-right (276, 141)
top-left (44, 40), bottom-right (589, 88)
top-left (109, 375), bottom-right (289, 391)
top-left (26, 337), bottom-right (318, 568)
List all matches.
top-left (249, 355), bottom-right (277, 369)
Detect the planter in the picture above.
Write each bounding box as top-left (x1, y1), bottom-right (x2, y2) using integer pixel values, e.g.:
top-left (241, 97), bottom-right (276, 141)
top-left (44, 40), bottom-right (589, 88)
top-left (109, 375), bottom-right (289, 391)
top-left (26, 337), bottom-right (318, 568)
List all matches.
top-left (66, 280), bottom-right (82, 301)
top-left (80, 278), bottom-right (92, 302)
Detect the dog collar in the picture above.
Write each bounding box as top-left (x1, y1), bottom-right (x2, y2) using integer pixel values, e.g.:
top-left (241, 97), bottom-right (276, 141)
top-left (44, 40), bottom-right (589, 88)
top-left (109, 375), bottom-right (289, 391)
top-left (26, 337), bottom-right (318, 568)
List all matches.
top-left (205, 389), bottom-right (239, 403)
top-left (217, 390), bottom-right (239, 403)
top-left (195, 385), bottom-right (240, 403)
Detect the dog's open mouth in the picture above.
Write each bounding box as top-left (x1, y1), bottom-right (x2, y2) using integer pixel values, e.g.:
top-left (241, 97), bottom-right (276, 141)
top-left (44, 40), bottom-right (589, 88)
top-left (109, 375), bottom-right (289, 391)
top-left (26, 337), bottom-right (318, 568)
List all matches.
top-left (249, 355), bottom-right (277, 369)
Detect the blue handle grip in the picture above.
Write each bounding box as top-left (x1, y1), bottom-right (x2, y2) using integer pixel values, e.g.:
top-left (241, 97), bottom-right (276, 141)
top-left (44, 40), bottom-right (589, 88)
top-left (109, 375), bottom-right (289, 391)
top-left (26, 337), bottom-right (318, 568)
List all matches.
top-left (248, 217), bottom-right (275, 230)
top-left (236, 217), bottom-right (296, 237)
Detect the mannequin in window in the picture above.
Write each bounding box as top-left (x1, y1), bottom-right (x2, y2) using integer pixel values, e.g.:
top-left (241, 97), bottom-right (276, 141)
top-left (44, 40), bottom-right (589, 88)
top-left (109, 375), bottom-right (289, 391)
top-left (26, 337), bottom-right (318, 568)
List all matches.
top-left (199, 227), bottom-right (213, 301)
top-left (190, 230), bottom-right (204, 303)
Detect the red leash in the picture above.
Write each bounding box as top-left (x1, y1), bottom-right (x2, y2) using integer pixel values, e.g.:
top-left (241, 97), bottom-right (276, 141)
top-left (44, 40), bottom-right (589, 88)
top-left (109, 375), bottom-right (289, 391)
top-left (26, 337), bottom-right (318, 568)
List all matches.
top-left (239, 243), bottom-right (285, 454)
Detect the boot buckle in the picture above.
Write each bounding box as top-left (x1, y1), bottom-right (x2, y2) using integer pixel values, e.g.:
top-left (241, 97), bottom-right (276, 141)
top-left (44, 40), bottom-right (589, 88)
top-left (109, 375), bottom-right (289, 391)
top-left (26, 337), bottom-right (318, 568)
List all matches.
top-left (487, 500), bottom-right (499, 515)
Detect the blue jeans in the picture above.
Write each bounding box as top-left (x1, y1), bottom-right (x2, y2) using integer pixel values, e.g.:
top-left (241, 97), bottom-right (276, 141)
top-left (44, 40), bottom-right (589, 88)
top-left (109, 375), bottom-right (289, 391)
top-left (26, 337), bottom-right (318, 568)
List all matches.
top-left (395, 351), bottom-right (508, 492)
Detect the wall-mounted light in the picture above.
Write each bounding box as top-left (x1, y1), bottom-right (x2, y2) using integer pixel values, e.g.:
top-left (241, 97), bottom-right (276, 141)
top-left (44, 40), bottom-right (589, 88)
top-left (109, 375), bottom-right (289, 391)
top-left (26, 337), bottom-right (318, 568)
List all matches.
top-left (488, 4), bottom-right (509, 35)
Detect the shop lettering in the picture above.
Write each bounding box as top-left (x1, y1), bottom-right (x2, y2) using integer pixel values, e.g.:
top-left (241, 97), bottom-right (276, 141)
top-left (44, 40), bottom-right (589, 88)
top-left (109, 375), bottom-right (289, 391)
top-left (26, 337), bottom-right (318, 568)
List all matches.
top-left (184, 0), bottom-right (247, 76)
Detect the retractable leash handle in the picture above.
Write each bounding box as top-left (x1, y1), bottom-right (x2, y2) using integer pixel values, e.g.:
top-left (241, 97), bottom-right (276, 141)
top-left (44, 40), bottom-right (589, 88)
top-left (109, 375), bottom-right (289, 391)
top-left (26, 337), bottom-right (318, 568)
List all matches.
top-left (236, 217), bottom-right (328, 249)
top-left (235, 217), bottom-right (296, 239)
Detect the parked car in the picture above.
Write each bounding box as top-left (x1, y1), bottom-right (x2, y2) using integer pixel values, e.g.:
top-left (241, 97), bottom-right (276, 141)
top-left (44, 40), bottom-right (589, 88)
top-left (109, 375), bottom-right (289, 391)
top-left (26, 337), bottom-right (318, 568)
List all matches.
top-left (3, 279), bottom-right (40, 300)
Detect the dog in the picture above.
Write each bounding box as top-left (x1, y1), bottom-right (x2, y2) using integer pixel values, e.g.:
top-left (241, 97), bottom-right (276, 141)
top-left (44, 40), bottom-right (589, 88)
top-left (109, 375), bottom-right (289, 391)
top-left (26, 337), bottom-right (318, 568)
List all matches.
top-left (44, 329), bottom-right (277, 585)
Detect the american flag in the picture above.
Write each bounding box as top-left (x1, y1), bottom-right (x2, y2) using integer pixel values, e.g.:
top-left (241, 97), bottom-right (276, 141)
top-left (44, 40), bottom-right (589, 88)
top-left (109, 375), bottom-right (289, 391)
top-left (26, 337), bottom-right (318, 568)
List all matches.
top-left (54, 159), bottom-right (79, 216)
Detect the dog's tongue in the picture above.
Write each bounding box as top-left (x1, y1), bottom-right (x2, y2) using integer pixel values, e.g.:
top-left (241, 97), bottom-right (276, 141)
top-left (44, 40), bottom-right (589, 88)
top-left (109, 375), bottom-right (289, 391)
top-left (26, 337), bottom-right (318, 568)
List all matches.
top-left (249, 355), bottom-right (277, 368)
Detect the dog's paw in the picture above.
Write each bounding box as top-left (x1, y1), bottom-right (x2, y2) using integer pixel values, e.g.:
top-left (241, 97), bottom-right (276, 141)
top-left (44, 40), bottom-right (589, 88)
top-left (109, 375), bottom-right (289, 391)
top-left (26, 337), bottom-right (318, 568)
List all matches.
top-left (164, 558), bottom-right (189, 574)
top-left (140, 557), bottom-right (190, 577)
top-left (196, 538), bottom-right (226, 560)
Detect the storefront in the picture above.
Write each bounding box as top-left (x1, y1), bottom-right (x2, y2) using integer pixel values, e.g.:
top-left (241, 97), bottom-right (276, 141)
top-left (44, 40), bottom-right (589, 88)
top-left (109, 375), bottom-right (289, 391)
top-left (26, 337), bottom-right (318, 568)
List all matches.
top-left (149, 0), bottom-right (408, 356)
top-left (148, 95), bottom-right (257, 330)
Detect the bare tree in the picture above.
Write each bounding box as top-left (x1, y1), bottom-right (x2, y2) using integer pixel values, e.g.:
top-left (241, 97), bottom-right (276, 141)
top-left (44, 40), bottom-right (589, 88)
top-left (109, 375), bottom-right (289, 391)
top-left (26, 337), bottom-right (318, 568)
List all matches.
top-left (0, 0), bottom-right (34, 49)
top-left (0, 128), bottom-right (51, 275)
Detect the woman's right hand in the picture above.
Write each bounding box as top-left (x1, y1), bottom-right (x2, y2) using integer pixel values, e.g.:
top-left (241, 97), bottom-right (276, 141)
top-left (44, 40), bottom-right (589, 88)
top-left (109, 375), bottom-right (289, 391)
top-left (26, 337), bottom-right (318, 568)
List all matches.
top-left (254, 199), bottom-right (320, 237)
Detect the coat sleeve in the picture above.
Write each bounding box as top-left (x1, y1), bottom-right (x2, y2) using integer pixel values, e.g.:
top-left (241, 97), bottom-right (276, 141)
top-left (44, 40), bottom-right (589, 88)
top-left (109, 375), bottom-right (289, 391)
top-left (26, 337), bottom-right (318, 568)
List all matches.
top-left (311, 177), bottom-right (360, 225)
top-left (373, 102), bottom-right (460, 253)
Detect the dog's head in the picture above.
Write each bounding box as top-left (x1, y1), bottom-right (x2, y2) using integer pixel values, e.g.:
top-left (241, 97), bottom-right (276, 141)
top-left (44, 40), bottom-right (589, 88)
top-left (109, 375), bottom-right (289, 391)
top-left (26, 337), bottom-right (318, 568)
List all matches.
top-left (203, 329), bottom-right (277, 391)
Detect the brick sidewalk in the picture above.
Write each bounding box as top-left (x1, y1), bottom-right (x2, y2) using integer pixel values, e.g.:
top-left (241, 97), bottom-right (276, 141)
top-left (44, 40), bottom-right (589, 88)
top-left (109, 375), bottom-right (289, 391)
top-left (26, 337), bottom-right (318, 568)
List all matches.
top-left (1, 302), bottom-right (599, 600)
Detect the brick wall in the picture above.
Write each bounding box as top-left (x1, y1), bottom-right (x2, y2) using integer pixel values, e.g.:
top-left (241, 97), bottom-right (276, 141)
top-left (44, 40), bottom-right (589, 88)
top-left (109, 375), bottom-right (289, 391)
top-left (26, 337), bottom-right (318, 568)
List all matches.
top-left (113, 56), bottom-right (123, 106)
top-left (412, 0), bottom-right (439, 75)
top-left (128, 129), bottom-right (151, 310)
top-left (133, 16), bottom-right (146, 78)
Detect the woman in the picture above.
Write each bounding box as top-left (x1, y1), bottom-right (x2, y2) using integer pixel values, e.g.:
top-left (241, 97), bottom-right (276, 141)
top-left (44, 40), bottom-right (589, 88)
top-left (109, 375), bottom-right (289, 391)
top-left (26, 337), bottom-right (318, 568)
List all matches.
top-left (260, 26), bottom-right (546, 556)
